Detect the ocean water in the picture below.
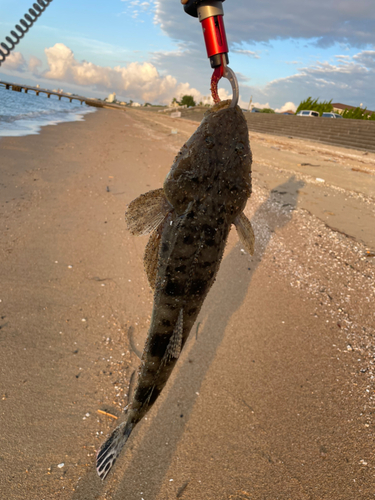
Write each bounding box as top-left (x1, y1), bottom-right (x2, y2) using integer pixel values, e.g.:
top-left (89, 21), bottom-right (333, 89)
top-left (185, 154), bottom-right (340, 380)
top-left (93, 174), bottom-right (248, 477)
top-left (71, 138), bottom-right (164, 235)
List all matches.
top-left (0, 85), bottom-right (96, 138)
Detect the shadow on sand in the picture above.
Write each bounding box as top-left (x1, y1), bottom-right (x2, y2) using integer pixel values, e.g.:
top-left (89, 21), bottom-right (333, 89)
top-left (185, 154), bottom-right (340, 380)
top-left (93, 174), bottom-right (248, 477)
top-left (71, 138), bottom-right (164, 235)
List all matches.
top-left (71, 175), bottom-right (303, 500)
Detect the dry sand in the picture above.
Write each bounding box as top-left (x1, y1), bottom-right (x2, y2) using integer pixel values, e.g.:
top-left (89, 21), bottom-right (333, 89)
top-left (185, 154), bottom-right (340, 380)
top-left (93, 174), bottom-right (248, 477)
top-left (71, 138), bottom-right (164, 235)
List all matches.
top-left (0, 107), bottom-right (374, 500)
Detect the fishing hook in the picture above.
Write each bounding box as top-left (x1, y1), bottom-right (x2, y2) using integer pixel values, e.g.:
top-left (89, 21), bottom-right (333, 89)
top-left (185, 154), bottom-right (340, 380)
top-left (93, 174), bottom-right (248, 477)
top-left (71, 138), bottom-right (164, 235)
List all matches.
top-left (210, 54), bottom-right (239, 108)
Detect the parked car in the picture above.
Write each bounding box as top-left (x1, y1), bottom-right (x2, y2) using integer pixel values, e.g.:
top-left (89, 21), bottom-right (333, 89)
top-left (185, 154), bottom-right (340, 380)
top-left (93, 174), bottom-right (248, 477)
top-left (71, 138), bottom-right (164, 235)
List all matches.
top-left (321, 112), bottom-right (343, 118)
top-left (296, 110), bottom-right (320, 117)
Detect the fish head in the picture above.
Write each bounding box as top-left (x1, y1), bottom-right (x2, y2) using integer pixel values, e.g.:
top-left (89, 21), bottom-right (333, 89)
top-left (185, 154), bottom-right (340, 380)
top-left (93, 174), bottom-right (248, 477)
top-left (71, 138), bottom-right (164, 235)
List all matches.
top-left (164, 100), bottom-right (252, 221)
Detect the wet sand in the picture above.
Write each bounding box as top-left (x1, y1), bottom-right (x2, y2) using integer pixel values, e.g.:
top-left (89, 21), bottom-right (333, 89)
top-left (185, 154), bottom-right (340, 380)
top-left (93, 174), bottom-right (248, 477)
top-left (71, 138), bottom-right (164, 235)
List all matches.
top-left (0, 108), bottom-right (374, 499)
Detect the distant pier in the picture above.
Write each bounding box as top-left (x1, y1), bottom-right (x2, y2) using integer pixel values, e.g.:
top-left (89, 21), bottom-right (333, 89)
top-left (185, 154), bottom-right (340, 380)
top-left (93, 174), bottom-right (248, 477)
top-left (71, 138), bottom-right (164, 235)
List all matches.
top-left (0, 80), bottom-right (126, 110)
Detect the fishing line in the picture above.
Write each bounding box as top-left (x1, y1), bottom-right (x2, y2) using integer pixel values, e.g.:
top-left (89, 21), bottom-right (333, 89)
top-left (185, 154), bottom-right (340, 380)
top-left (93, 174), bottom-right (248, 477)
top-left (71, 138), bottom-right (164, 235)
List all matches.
top-left (0, 0), bottom-right (53, 66)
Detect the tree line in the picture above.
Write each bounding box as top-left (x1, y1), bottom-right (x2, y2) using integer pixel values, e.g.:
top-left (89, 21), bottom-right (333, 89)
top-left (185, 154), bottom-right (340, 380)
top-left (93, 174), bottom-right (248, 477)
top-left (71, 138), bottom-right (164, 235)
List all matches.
top-left (296, 97), bottom-right (375, 120)
top-left (170, 95), bottom-right (374, 120)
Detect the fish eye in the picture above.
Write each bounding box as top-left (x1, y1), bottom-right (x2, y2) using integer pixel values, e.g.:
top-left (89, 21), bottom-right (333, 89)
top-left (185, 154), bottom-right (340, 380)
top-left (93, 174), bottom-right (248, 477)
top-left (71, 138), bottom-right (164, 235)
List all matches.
top-left (205, 136), bottom-right (215, 149)
top-left (235, 142), bottom-right (245, 153)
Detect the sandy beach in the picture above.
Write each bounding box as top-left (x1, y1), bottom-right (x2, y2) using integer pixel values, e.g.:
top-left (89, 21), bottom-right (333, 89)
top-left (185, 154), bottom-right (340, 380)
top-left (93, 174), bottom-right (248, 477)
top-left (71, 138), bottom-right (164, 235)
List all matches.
top-left (1, 107), bottom-right (374, 499)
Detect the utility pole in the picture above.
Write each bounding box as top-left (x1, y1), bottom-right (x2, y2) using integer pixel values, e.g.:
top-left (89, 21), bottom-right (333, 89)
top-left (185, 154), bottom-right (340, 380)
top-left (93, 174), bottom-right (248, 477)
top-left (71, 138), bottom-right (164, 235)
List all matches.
top-left (247, 95), bottom-right (253, 112)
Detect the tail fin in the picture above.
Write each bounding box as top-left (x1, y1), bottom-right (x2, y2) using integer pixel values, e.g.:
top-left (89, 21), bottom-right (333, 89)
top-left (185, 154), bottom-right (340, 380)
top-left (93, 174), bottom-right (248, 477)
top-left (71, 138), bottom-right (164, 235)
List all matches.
top-left (96, 421), bottom-right (134, 480)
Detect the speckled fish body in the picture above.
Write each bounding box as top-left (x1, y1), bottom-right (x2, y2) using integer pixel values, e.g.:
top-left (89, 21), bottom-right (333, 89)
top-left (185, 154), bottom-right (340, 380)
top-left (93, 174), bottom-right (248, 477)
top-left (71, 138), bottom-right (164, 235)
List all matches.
top-left (97, 100), bottom-right (254, 480)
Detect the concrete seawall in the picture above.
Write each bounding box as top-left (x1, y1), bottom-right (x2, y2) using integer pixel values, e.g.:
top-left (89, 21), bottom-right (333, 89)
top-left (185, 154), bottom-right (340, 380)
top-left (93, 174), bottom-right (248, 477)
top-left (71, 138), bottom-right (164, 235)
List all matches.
top-left (245, 113), bottom-right (375, 153)
top-left (155, 106), bottom-right (375, 153)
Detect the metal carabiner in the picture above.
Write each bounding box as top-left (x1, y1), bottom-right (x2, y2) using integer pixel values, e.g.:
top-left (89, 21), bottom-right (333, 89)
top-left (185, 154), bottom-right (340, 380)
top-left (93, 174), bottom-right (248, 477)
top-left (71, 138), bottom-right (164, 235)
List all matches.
top-left (210, 55), bottom-right (239, 108)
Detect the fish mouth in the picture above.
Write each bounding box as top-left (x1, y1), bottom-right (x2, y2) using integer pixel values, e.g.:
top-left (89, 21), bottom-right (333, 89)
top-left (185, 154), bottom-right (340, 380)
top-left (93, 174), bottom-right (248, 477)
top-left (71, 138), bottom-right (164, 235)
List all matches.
top-left (210, 99), bottom-right (231, 112)
top-left (203, 99), bottom-right (238, 118)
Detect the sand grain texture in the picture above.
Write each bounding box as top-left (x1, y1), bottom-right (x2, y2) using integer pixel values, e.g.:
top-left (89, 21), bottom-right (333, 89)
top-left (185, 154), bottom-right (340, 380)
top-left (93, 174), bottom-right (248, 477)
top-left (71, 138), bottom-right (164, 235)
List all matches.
top-left (0, 108), bottom-right (374, 499)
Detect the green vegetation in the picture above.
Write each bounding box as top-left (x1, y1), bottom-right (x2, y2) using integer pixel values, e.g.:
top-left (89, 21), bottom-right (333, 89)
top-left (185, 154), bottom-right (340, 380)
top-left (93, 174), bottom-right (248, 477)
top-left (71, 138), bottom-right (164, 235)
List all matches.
top-left (259, 108), bottom-right (275, 113)
top-left (296, 97), bottom-right (375, 119)
top-left (296, 97), bottom-right (333, 115)
top-left (251, 107), bottom-right (275, 113)
top-left (172, 95), bottom-right (196, 107)
top-left (341, 107), bottom-right (375, 120)
top-left (179, 95), bottom-right (196, 107)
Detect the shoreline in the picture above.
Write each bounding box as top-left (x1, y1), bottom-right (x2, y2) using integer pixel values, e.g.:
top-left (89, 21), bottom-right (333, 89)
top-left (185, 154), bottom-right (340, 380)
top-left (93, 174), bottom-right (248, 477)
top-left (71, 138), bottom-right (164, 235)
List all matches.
top-left (0, 103), bottom-right (97, 139)
top-left (0, 109), bottom-right (108, 199)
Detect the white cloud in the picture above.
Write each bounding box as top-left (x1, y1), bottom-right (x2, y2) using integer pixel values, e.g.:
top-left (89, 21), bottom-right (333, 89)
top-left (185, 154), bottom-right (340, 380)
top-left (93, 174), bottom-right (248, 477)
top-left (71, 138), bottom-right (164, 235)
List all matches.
top-left (29, 56), bottom-right (43, 75)
top-left (275, 102), bottom-right (297, 113)
top-left (1, 52), bottom-right (26, 71)
top-left (151, 45), bottom-right (209, 91)
top-left (119, 0), bottom-right (156, 17)
top-left (40, 45), bottom-right (375, 110)
top-left (151, 44), bottom-right (249, 97)
top-left (4, 43), bottom-right (375, 111)
top-left (250, 101), bottom-right (272, 110)
top-left (232, 49), bottom-right (260, 59)
top-left (40, 43), bottom-right (202, 104)
top-left (353, 50), bottom-right (375, 68)
top-left (255, 51), bottom-right (375, 109)
top-left (154, 0), bottom-right (375, 48)
top-left (149, 3), bottom-right (375, 110)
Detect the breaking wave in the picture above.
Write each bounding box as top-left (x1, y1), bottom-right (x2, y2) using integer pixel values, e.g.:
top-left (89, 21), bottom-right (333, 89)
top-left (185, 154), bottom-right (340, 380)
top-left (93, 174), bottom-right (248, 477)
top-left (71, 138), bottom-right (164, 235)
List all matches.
top-left (0, 85), bottom-right (96, 137)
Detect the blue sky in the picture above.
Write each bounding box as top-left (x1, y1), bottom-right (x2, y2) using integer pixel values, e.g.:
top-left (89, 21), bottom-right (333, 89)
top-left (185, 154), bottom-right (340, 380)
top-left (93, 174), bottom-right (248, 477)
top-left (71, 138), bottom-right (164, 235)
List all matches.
top-left (1, 0), bottom-right (375, 110)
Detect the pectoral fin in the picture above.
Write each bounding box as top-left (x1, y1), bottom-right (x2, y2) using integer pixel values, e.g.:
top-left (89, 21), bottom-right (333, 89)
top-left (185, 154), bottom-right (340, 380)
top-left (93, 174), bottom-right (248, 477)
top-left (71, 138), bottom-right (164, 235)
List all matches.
top-left (144, 224), bottom-right (163, 290)
top-left (234, 212), bottom-right (255, 255)
top-left (125, 188), bottom-right (171, 235)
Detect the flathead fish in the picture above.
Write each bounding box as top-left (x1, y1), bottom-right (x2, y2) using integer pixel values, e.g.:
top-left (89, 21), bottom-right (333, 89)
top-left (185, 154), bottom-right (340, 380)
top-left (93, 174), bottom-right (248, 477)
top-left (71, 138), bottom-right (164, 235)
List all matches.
top-left (96, 100), bottom-right (255, 479)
